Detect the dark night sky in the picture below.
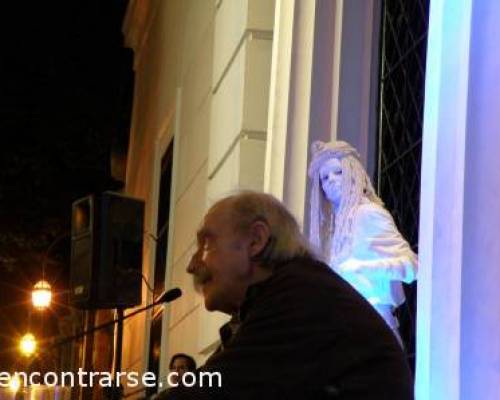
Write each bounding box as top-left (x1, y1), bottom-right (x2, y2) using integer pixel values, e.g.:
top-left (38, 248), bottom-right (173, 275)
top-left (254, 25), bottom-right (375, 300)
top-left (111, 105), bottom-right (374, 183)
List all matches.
top-left (0, 1), bottom-right (133, 369)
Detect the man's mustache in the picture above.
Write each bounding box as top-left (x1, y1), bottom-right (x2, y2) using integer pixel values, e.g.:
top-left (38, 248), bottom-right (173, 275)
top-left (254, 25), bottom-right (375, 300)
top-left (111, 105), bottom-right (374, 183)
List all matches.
top-left (192, 264), bottom-right (212, 293)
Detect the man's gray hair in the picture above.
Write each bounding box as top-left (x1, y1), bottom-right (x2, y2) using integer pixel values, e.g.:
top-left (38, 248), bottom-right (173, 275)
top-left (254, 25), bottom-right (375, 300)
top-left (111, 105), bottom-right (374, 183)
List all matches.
top-left (212, 191), bottom-right (312, 267)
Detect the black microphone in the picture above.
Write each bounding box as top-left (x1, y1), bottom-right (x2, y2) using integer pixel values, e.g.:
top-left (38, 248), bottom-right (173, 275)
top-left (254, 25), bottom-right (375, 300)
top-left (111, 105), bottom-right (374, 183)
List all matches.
top-left (158, 287), bottom-right (182, 304)
top-left (48, 288), bottom-right (183, 351)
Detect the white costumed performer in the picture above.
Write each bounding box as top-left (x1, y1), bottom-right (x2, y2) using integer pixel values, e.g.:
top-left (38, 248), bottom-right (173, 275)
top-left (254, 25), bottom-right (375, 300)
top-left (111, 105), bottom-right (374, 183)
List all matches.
top-left (308, 140), bottom-right (417, 343)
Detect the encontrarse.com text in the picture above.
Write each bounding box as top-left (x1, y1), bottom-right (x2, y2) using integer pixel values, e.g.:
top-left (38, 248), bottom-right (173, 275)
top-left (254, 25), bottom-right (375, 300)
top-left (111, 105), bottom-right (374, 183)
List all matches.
top-left (0, 369), bottom-right (222, 388)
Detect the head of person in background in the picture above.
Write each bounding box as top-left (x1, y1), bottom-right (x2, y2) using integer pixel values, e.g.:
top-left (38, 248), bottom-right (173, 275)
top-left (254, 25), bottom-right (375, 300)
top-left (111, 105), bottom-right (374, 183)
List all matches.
top-left (187, 191), bottom-right (312, 315)
top-left (308, 140), bottom-right (383, 266)
top-left (169, 353), bottom-right (197, 385)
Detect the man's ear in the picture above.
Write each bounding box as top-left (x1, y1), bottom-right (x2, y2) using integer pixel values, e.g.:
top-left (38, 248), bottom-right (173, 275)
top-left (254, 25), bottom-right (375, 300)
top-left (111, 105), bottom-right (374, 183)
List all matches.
top-left (248, 220), bottom-right (271, 259)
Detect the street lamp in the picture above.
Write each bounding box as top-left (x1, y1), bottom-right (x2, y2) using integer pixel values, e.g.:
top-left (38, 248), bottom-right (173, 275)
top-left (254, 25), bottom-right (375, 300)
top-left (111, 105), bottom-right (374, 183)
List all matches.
top-left (19, 333), bottom-right (37, 357)
top-left (32, 280), bottom-right (52, 310)
top-left (30, 232), bottom-right (68, 309)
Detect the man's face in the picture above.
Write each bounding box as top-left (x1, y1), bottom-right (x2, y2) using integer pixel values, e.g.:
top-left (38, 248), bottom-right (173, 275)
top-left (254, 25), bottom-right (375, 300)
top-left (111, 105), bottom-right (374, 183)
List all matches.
top-left (188, 203), bottom-right (252, 314)
top-left (319, 158), bottom-right (343, 207)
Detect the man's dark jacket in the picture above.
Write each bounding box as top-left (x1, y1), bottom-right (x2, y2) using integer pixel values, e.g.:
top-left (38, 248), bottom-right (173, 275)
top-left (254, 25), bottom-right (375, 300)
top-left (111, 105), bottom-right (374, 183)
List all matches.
top-left (160, 256), bottom-right (413, 399)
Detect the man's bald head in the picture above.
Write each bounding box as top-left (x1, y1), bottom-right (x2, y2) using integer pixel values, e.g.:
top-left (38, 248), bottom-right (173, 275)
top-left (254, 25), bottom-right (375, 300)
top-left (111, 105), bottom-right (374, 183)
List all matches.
top-left (208, 191), bottom-right (312, 267)
top-left (187, 191), bottom-right (312, 314)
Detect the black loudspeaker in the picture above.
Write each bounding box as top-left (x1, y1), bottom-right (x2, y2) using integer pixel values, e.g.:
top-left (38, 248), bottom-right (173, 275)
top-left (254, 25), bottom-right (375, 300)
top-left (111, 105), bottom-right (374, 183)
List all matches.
top-left (70, 191), bottom-right (145, 309)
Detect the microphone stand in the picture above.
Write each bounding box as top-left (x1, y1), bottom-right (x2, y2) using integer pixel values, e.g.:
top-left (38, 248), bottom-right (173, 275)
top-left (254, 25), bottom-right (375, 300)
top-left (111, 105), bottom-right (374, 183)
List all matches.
top-left (111, 307), bottom-right (124, 400)
top-left (110, 288), bottom-right (181, 400)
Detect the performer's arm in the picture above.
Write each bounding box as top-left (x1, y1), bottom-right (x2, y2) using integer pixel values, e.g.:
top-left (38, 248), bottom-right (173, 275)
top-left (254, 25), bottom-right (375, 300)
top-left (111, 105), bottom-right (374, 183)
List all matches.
top-left (337, 204), bottom-right (417, 283)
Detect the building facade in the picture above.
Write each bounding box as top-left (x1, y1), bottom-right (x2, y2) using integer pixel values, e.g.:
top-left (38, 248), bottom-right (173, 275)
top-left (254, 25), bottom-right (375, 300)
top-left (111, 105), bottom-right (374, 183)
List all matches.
top-left (121, 0), bottom-right (275, 393)
top-left (121, 1), bottom-right (500, 399)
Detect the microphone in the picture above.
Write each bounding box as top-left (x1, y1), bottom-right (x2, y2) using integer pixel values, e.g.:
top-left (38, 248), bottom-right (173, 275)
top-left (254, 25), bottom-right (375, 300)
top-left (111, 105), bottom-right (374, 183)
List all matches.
top-left (158, 287), bottom-right (182, 304)
top-left (49, 288), bottom-right (183, 350)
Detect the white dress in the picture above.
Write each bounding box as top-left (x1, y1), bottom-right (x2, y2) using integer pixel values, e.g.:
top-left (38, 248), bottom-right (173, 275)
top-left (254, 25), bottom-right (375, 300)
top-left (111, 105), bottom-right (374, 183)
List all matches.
top-left (332, 202), bottom-right (418, 341)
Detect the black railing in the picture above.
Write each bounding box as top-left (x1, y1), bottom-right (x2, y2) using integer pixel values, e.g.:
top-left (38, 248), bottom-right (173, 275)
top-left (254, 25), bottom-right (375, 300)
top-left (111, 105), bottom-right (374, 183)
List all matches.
top-left (376, 0), bottom-right (430, 371)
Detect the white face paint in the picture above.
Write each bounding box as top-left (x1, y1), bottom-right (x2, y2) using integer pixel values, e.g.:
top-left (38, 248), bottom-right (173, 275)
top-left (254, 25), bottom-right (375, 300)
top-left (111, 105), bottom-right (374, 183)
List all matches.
top-left (319, 158), bottom-right (343, 208)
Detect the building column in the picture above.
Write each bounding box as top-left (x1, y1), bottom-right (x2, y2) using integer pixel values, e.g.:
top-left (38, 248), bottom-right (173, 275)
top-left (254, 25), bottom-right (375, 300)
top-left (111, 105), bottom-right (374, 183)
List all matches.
top-left (264, 0), bottom-right (336, 224)
top-left (417, 1), bottom-right (500, 399)
top-left (264, 0), bottom-right (381, 225)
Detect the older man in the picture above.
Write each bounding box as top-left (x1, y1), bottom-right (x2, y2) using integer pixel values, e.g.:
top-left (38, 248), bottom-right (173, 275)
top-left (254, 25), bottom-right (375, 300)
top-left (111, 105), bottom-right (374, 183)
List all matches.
top-left (160, 191), bottom-right (413, 399)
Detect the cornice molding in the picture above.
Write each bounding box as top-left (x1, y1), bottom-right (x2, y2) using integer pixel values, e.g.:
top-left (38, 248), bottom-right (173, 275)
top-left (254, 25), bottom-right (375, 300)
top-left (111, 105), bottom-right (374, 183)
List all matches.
top-left (122, 0), bottom-right (158, 68)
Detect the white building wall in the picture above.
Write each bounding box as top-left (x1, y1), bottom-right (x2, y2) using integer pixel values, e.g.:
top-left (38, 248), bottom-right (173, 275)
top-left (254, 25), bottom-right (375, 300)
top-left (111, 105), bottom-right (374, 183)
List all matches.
top-left (120, 0), bottom-right (188, 384)
top-left (203, 0), bottom-right (274, 353)
top-left (122, 0), bottom-right (274, 395)
top-left (207, 0), bottom-right (273, 204)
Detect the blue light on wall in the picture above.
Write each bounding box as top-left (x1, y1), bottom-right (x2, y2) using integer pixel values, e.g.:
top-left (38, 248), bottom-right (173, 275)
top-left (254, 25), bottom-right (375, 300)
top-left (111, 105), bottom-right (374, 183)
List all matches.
top-left (416, 0), bottom-right (473, 399)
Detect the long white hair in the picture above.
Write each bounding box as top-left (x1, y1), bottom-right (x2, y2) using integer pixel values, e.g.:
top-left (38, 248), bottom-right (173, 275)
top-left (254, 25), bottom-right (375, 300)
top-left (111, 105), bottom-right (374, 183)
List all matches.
top-left (308, 141), bottom-right (382, 267)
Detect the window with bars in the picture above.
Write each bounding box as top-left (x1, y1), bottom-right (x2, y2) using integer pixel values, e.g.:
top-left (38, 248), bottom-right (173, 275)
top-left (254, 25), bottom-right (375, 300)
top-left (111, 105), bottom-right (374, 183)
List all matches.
top-left (376, 0), bottom-right (430, 368)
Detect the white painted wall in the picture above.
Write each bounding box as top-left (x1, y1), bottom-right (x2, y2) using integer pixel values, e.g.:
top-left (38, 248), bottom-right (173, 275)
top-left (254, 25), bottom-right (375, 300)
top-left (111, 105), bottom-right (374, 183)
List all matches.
top-left (207, 0), bottom-right (273, 205)
top-left (122, 0), bottom-right (274, 395)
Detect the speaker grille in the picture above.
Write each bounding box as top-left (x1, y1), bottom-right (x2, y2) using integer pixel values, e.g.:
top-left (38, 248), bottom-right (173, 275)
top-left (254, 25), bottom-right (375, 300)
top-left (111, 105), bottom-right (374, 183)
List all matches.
top-left (70, 192), bottom-right (144, 309)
